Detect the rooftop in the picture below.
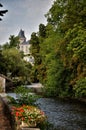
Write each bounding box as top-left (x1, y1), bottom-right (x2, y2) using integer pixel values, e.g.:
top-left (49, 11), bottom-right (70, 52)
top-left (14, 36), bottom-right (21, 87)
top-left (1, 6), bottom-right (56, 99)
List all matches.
top-left (18, 29), bottom-right (26, 39)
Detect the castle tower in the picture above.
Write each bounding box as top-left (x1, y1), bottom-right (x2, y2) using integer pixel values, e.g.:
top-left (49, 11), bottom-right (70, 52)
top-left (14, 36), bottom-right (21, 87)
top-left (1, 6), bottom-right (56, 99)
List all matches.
top-left (18, 29), bottom-right (26, 43)
top-left (18, 29), bottom-right (34, 65)
top-left (18, 29), bottom-right (30, 55)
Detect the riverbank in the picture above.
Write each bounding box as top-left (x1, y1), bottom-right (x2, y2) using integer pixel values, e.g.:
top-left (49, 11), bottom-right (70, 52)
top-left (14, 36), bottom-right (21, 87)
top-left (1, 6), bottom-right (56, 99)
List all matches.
top-left (1, 91), bottom-right (86, 106)
top-left (55, 96), bottom-right (86, 105)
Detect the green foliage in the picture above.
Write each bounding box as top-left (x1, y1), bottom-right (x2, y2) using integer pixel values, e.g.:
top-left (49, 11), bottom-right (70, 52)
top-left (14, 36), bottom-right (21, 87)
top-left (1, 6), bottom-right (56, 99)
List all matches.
top-left (30, 32), bottom-right (39, 45)
top-left (1, 47), bottom-right (32, 83)
top-left (44, 59), bottom-right (64, 97)
top-left (9, 86), bottom-right (39, 106)
top-left (6, 0), bottom-right (86, 99)
top-left (61, 24), bottom-right (86, 88)
top-left (45, 0), bottom-right (86, 33)
top-left (64, 0), bottom-right (86, 29)
top-left (0, 51), bottom-right (7, 74)
top-left (73, 78), bottom-right (86, 98)
top-left (0, 34), bottom-right (32, 85)
top-left (3, 35), bottom-right (20, 49)
top-left (39, 23), bottom-right (46, 38)
top-left (9, 35), bottom-right (20, 48)
top-left (66, 24), bottom-right (86, 63)
top-left (2, 47), bottom-right (23, 75)
top-left (36, 0), bottom-right (86, 98)
top-left (45, 0), bottom-right (65, 28)
top-left (29, 66), bottom-right (39, 83)
top-left (30, 32), bottom-right (41, 66)
top-left (37, 121), bottom-right (56, 130)
top-left (7, 96), bottom-right (17, 105)
top-left (14, 86), bottom-right (39, 106)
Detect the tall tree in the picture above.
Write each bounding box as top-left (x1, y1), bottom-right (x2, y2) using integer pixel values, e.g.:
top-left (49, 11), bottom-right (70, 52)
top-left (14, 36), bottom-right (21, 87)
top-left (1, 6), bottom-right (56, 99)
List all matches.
top-left (3, 35), bottom-right (20, 49)
top-left (29, 0), bottom-right (86, 97)
top-left (39, 24), bottom-right (46, 38)
top-left (45, 0), bottom-right (86, 33)
top-left (9, 35), bottom-right (20, 48)
top-left (2, 47), bottom-right (32, 81)
top-left (29, 32), bottom-right (41, 65)
top-left (41, 0), bottom-right (86, 97)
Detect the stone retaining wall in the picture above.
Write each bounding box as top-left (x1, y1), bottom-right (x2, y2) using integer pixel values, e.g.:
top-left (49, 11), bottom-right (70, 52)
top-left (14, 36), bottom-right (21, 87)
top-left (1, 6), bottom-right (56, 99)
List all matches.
top-left (0, 96), bottom-right (15, 130)
top-left (21, 128), bottom-right (40, 130)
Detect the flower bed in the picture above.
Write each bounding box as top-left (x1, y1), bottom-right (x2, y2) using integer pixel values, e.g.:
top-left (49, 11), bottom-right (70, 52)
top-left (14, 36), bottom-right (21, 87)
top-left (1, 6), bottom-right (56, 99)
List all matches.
top-left (12, 105), bottom-right (47, 128)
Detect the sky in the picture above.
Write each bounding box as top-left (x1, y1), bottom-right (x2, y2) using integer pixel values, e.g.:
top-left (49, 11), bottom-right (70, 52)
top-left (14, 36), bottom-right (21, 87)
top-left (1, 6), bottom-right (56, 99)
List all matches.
top-left (0, 0), bottom-right (54, 45)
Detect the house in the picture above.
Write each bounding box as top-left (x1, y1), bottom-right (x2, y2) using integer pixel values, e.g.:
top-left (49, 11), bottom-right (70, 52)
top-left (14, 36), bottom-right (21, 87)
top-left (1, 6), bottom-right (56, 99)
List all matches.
top-left (18, 29), bottom-right (30, 55)
top-left (18, 29), bottom-right (34, 65)
top-left (0, 74), bottom-right (13, 93)
top-left (0, 74), bottom-right (5, 92)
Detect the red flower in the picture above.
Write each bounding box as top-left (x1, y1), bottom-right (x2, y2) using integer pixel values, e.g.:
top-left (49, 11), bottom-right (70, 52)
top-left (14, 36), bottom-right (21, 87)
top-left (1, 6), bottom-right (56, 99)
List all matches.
top-left (11, 105), bottom-right (47, 127)
top-left (16, 112), bottom-right (19, 117)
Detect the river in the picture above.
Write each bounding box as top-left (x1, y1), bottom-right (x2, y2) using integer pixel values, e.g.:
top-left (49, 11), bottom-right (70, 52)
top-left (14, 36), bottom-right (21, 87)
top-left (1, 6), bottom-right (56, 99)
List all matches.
top-left (36, 98), bottom-right (86, 130)
top-left (4, 82), bottom-right (86, 130)
top-left (6, 92), bottom-right (86, 130)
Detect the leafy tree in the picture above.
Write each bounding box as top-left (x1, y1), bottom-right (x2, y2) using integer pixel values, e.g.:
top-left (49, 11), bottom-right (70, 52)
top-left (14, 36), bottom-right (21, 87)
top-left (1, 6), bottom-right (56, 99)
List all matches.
top-left (39, 24), bottom-right (46, 38)
top-left (29, 30), bottom-right (47, 83)
top-left (42, 0), bottom-right (86, 97)
top-left (29, 32), bottom-right (41, 65)
top-left (0, 50), bottom-right (7, 74)
top-left (2, 48), bottom-right (32, 83)
top-left (9, 35), bottom-right (20, 48)
top-left (2, 48), bottom-right (23, 76)
top-left (3, 42), bottom-right (10, 49)
top-left (29, 0), bottom-right (86, 98)
top-left (45, 0), bottom-right (86, 33)
top-left (59, 23), bottom-right (86, 86)
top-left (62, 0), bottom-right (86, 31)
top-left (45, 0), bottom-right (66, 30)
top-left (3, 35), bottom-right (20, 49)
top-left (73, 77), bottom-right (86, 98)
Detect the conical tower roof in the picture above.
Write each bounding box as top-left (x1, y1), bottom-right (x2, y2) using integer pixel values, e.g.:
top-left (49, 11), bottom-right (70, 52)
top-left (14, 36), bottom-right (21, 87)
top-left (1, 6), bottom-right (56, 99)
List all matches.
top-left (18, 29), bottom-right (26, 39)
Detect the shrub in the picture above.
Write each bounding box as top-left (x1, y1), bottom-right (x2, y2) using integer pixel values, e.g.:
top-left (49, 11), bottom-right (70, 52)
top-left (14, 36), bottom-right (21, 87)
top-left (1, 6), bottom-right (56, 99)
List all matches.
top-left (73, 77), bottom-right (86, 98)
top-left (9, 85), bottom-right (39, 106)
top-left (12, 105), bottom-right (47, 127)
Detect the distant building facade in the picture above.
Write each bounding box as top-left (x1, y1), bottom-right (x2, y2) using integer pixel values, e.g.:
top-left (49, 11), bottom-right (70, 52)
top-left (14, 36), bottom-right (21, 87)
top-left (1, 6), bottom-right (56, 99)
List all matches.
top-left (18, 29), bottom-right (34, 65)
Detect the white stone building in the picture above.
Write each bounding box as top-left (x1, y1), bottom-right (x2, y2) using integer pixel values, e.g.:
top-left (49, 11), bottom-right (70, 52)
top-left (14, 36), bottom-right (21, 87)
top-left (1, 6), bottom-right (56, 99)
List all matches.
top-left (18, 29), bottom-right (34, 65)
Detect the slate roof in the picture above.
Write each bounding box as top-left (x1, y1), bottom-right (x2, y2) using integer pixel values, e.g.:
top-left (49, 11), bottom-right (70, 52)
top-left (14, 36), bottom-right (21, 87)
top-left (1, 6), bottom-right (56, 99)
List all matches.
top-left (18, 29), bottom-right (26, 39)
top-left (19, 40), bottom-right (29, 45)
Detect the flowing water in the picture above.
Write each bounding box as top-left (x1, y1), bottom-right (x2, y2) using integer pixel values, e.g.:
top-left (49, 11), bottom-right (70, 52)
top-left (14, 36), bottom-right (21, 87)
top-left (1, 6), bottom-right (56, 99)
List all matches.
top-left (6, 83), bottom-right (86, 130)
top-left (6, 93), bottom-right (86, 130)
top-left (36, 98), bottom-right (86, 130)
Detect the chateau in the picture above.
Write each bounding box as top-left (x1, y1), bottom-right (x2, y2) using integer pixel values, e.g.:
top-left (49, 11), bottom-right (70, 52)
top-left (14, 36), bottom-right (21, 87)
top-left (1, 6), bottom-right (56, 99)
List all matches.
top-left (18, 29), bottom-right (34, 65)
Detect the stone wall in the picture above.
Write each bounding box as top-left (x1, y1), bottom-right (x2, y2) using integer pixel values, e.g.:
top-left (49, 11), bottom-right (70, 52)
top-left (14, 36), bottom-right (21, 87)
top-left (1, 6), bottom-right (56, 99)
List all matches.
top-left (0, 76), bottom-right (5, 92)
top-left (21, 128), bottom-right (40, 130)
top-left (0, 96), bottom-right (15, 130)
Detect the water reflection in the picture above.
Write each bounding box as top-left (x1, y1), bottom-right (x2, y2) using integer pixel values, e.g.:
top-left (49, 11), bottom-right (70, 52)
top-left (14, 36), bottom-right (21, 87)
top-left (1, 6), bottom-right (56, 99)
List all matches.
top-left (36, 98), bottom-right (86, 130)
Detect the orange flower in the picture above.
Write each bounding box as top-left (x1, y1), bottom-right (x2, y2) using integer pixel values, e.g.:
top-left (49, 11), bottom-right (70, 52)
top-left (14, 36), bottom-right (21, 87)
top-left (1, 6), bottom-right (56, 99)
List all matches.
top-left (11, 105), bottom-right (47, 127)
top-left (16, 112), bottom-right (19, 117)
